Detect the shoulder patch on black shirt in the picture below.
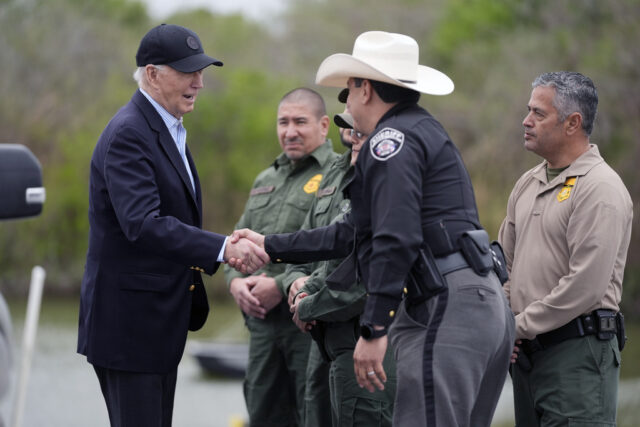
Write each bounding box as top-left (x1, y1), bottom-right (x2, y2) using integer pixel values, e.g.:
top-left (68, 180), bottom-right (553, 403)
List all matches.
top-left (370, 127), bottom-right (404, 161)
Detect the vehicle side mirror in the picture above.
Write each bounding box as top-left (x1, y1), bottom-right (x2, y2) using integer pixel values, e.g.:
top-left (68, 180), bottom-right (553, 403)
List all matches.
top-left (0, 144), bottom-right (45, 220)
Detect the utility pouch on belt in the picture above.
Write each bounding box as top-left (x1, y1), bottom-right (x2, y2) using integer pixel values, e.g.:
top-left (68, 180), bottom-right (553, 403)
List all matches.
top-left (594, 309), bottom-right (617, 341)
top-left (458, 230), bottom-right (493, 276)
top-left (406, 244), bottom-right (447, 304)
top-left (616, 312), bottom-right (627, 351)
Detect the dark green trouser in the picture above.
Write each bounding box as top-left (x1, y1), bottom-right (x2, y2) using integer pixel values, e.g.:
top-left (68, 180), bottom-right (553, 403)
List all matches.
top-left (324, 321), bottom-right (396, 427)
top-left (329, 344), bottom-right (396, 427)
top-left (244, 303), bottom-right (311, 427)
top-left (303, 342), bottom-right (332, 427)
top-left (512, 335), bottom-right (621, 427)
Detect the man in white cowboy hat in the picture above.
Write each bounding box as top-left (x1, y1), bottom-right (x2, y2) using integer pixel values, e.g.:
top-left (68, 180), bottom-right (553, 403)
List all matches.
top-left (230, 31), bottom-right (515, 426)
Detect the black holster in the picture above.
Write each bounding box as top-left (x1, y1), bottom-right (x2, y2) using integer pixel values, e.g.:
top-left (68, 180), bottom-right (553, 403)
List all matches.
top-left (406, 244), bottom-right (447, 305)
top-left (489, 241), bottom-right (509, 285)
top-left (616, 311), bottom-right (627, 351)
top-left (308, 321), bottom-right (331, 362)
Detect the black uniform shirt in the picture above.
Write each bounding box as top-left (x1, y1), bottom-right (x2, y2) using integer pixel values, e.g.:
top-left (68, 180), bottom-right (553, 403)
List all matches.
top-left (267, 102), bottom-right (480, 327)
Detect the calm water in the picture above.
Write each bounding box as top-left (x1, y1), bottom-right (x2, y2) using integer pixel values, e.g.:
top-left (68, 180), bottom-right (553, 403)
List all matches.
top-left (1, 302), bottom-right (249, 427)
top-left (0, 307), bottom-right (513, 427)
top-left (2, 299), bottom-right (639, 426)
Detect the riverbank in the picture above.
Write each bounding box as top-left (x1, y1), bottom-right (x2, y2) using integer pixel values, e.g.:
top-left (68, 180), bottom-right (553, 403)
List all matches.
top-left (2, 297), bottom-right (639, 426)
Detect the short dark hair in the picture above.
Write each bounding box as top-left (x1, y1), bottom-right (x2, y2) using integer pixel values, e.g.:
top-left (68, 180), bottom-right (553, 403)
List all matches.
top-left (279, 87), bottom-right (327, 119)
top-left (532, 72), bottom-right (598, 136)
top-left (353, 78), bottom-right (420, 104)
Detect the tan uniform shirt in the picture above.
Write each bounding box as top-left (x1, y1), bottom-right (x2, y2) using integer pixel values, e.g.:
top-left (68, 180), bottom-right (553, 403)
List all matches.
top-left (498, 145), bottom-right (633, 340)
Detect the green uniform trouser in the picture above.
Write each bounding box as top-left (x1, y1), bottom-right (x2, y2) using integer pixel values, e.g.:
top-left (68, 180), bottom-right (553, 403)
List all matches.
top-left (244, 302), bottom-right (311, 427)
top-left (303, 342), bottom-right (332, 427)
top-left (512, 335), bottom-right (620, 426)
top-left (325, 321), bottom-right (396, 427)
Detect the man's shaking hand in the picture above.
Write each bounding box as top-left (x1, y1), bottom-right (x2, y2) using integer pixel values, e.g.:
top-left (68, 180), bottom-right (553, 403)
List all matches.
top-left (227, 229), bottom-right (267, 272)
top-left (224, 236), bottom-right (269, 274)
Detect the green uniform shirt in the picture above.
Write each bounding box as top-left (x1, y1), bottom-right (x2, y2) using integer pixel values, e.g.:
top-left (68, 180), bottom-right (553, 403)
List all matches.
top-left (224, 140), bottom-right (339, 295)
top-left (283, 150), bottom-right (366, 322)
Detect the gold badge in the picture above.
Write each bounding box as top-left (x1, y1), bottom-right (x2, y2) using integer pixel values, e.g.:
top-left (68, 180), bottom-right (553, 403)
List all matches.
top-left (303, 174), bottom-right (323, 194)
top-left (557, 177), bottom-right (577, 202)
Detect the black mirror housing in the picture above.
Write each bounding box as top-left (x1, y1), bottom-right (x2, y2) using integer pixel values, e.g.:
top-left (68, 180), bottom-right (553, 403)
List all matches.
top-left (0, 144), bottom-right (45, 220)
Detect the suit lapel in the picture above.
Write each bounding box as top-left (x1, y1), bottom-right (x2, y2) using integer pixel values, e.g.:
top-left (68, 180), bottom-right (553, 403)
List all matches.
top-left (186, 146), bottom-right (203, 226)
top-left (132, 91), bottom-right (200, 210)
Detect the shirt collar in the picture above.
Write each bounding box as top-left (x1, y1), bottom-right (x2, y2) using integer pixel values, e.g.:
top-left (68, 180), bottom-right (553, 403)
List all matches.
top-left (376, 101), bottom-right (416, 126)
top-left (274, 139), bottom-right (334, 169)
top-left (139, 88), bottom-right (183, 132)
top-left (533, 144), bottom-right (604, 185)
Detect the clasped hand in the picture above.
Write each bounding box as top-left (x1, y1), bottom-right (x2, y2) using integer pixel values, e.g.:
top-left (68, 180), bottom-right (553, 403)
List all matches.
top-left (226, 229), bottom-right (267, 273)
top-left (224, 230), bottom-right (269, 274)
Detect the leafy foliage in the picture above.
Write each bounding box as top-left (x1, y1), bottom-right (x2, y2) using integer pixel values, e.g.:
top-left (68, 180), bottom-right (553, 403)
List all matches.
top-left (1, 0), bottom-right (639, 313)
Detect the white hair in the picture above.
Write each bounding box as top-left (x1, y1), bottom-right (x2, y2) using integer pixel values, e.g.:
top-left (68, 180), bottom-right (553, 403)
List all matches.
top-left (132, 65), bottom-right (166, 89)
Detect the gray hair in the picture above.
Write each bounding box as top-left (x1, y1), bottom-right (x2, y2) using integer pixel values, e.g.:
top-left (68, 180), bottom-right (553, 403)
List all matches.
top-left (532, 71), bottom-right (598, 136)
top-left (132, 65), bottom-right (166, 89)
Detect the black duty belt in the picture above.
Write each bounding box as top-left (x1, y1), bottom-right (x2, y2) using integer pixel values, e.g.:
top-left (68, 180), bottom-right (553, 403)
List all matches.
top-left (521, 309), bottom-right (618, 355)
top-left (434, 251), bottom-right (469, 275)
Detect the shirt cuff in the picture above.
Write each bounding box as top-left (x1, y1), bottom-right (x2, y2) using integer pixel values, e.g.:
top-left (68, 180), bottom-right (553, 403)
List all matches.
top-left (217, 236), bottom-right (229, 263)
top-left (362, 294), bottom-right (401, 328)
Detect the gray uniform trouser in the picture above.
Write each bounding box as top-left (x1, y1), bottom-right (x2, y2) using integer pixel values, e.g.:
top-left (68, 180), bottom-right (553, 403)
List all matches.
top-left (389, 267), bottom-right (515, 427)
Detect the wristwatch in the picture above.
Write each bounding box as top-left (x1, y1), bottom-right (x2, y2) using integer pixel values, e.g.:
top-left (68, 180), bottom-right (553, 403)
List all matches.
top-left (360, 323), bottom-right (387, 340)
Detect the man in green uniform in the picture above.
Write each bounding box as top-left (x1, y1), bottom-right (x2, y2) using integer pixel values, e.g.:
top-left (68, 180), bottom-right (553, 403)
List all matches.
top-left (286, 98), bottom-right (396, 426)
top-left (225, 87), bottom-right (339, 427)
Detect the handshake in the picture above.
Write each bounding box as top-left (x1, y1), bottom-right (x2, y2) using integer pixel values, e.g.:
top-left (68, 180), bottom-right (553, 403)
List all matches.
top-left (223, 229), bottom-right (270, 274)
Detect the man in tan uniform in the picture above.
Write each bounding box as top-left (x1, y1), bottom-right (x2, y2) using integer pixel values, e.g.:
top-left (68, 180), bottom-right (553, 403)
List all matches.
top-left (499, 71), bottom-right (633, 426)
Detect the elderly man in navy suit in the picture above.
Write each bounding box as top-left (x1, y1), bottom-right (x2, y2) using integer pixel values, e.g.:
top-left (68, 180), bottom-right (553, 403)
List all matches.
top-left (77, 24), bottom-right (269, 427)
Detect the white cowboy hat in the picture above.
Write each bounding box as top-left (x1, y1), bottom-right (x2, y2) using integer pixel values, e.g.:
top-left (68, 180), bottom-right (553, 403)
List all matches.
top-left (315, 31), bottom-right (454, 96)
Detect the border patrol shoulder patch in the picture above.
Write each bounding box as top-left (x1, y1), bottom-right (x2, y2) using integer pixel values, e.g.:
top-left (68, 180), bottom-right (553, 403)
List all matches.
top-left (370, 127), bottom-right (404, 161)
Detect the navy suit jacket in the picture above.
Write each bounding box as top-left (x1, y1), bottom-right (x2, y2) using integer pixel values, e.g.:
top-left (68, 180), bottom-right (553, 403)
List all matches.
top-left (77, 90), bottom-right (225, 374)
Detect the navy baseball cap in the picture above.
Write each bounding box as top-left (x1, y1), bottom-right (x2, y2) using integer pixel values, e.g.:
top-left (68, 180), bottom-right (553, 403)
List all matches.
top-left (136, 24), bottom-right (223, 73)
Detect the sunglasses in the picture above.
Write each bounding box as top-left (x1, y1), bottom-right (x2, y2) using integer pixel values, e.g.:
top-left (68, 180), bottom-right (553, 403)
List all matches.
top-left (349, 129), bottom-right (365, 139)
